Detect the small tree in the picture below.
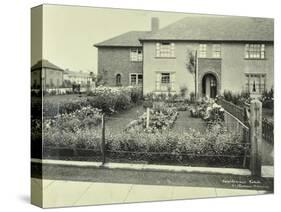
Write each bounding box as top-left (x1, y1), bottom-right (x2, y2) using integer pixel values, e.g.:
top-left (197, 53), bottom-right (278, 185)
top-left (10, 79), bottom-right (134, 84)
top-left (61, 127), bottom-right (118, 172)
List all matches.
top-left (186, 50), bottom-right (197, 98)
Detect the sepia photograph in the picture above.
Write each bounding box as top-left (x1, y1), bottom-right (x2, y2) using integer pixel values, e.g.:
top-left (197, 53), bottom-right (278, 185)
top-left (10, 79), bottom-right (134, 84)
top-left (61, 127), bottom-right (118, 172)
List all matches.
top-left (31, 4), bottom-right (274, 208)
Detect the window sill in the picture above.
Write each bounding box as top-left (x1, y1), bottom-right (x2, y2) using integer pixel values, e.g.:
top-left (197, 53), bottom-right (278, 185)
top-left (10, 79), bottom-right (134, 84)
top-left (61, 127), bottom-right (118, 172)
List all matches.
top-left (244, 58), bottom-right (266, 60)
top-left (154, 56), bottom-right (176, 59)
top-left (198, 57), bottom-right (222, 60)
top-left (130, 60), bottom-right (143, 63)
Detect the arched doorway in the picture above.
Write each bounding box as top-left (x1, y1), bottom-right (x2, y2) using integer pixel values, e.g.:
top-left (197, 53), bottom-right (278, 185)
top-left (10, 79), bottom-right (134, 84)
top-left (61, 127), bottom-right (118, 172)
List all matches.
top-left (202, 73), bottom-right (217, 98)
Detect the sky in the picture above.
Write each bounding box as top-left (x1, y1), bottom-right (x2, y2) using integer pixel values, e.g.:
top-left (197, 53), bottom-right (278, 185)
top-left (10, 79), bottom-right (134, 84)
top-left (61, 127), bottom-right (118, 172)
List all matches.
top-left (31, 4), bottom-right (187, 74)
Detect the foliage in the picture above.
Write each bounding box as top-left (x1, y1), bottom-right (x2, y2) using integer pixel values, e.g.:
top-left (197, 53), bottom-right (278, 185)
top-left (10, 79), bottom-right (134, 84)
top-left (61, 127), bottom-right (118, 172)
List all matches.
top-left (44, 106), bottom-right (102, 132)
top-left (261, 88), bottom-right (274, 109)
top-left (190, 99), bottom-right (224, 123)
top-left (126, 104), bottom-right (178, 133)
top-left (43, 122), bottom-right (245, 166)
top-left (189, 92), bottom-right (196, 103)
top-left (223, 90), bottom-right (250, 106)
top-left (186, 51), bottom-right (196, 74)
top-left (179, 86), bottom-right (188, 98)
top-left (44, 86), bottom-right (142, 117)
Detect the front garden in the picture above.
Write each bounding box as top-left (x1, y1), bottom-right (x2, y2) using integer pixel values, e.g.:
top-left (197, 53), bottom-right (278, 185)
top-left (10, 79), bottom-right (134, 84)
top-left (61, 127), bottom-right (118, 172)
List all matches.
top-left (31, 86), bottom-right (249, 168)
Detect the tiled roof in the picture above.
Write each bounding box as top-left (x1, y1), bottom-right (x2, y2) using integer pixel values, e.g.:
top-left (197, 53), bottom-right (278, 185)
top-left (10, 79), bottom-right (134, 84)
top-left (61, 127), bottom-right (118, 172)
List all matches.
top-left (94, 31), bottom-right (152, 47)
top-left (140, 15), bottom-right (273, 41)
top-left (31, 59), bottom-right (63, 71)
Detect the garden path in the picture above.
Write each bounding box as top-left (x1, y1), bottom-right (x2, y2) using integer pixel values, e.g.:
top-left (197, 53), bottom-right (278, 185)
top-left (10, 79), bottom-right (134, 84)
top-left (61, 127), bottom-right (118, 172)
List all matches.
top-left (173, 111), bottom-right (207, 134)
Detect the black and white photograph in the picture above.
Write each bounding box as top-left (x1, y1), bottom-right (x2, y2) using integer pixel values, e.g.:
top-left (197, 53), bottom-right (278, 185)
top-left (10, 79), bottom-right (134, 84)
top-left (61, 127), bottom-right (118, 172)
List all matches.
top-left (29, 4), bottom-right (275, 208)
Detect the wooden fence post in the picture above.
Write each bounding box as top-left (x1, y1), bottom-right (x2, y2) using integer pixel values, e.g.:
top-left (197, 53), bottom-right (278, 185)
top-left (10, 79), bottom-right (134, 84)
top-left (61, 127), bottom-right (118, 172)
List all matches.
top-left (250, 99), bottom-right (262, 177)
top-left (146, 107), bottom-right (150, 128)
top-left (101, 114), bottom-right (106, 164)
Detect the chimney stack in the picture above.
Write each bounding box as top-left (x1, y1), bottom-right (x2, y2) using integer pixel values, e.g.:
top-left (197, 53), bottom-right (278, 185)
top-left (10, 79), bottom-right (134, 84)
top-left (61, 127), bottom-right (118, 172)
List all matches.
top-left (151, 17), bottom-right (159, 32)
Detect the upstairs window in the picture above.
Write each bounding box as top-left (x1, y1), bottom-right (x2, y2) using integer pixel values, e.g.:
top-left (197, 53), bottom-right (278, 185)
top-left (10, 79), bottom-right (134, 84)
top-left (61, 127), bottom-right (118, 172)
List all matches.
top-left (199, 44), bottom-right (207, 58)
top-left (212, 44), bottom-right (221, 58)
top-left (245, 44), bottom-right (265, 59)
top-left (130, 73), bottom-right (143, 85)
top-left (156, 42), bottom-right (175, 57)
top-left (130, 48), bottom-right (143, 61)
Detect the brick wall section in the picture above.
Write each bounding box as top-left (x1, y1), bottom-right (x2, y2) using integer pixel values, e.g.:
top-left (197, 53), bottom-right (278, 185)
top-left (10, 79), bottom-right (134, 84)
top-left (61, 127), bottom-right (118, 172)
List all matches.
top-left (97, 47), bottom-right (143, 86)
top-left (197, 58), bottom-right (222, 97)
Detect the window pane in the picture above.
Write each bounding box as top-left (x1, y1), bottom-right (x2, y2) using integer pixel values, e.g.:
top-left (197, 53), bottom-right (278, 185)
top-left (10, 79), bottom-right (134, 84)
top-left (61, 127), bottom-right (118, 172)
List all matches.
top-left (138, 74), bottom-right (143, 84)
top-left (161, 73), bottom-right (170, 84)
top-left (199, 44), bottom-right (207, 57)
top-left (156, 42), bottom-right (175, 57)
top-left (245, 44), bottom-right (265, 59)
top-left (130, 48), bottom-right (142, 61)
top-left (130, 74), bottom-right (137, 85)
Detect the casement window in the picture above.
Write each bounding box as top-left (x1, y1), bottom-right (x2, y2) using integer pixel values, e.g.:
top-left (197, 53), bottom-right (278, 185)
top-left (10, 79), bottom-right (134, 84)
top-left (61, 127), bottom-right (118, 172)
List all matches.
top-left (161, 73), bottom-right (170, 84)
top-left (245, 44), bottom-right (265, 59)
top-left (130, 48), bottom-right (143, 61)
top-left (212, 44), bottom-right (221, 58)
top-left (245, 74), bottom-right (266, 94)
top-left (130, 73), bottom-right (143, 85)
top-left (156, 72), bottom-right (175, 91)
top-left (156, 42), bottom-right (175, 57)
top-left (199, 44), bottom-right (207, 58)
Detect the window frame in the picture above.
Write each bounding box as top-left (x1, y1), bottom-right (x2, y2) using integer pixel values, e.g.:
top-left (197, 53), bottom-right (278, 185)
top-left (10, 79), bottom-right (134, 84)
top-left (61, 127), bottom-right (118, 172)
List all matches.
top-left (212, 44), bottom-right (221, 58)
top-left (199, 44), bottom-right (207, 58)
top-left (245, 44), bottom-right (265, 59)
top-left (129, 73), bottom-right (143, 86)
top-left (156, 42), bottom-right (175, 58)
top-left (245, 73), bottom-right (266, 94)
top-left (130, 48), bottom-right (143, 62)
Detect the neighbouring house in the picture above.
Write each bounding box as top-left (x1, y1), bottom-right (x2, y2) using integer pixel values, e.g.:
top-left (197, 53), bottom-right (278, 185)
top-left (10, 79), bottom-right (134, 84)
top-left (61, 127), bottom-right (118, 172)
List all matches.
top-left (63, 69), bottom-right (93, 87)
top-left (95, 15), bottom-right (274, 98)
top-left (31, 59), bottom-right (64, 90)
top-left (94, 18), bottom-right (160, 87)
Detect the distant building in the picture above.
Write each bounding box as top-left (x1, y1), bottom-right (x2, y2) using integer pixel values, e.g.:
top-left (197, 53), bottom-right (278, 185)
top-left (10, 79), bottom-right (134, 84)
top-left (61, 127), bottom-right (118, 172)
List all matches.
top-left (31, 59), bottom-right (64, 90)
top-left (63, 70), bottom-right (92, 87)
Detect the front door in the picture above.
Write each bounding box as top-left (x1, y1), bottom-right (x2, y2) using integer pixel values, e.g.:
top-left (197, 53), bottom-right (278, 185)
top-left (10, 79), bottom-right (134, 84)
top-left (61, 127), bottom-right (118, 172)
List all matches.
top-left (202, 74), bottom-right (217, 98)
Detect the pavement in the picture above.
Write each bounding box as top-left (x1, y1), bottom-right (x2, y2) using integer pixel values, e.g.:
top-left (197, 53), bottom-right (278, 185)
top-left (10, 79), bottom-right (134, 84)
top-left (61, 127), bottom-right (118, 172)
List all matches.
top-left (31, 159), bottom-right (274, 208)
top-left (31, 178), bottom-right (270, 208)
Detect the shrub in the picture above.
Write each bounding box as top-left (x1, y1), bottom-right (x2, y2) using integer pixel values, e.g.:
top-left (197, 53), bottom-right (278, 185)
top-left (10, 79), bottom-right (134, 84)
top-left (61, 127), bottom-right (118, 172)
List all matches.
top-left (179, 86), bottom-right (188, 98)
top-left (261, 88), bottom-right (274, 109)
top-left (189, 92), bottom-right (195, 103)
top-left (43, 122), bottom-right (245, 166)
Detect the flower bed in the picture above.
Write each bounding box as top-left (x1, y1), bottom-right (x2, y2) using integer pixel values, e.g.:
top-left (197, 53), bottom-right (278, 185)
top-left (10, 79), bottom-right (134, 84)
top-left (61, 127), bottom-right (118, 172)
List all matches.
top-left (125, 103), bottom-right (178, 133)
top-left (189, 99), bottom-right (224, 123)
top-left (43, 86), bottom-right (142, 117)
top-left (42, 122), bottom-right (247, 167)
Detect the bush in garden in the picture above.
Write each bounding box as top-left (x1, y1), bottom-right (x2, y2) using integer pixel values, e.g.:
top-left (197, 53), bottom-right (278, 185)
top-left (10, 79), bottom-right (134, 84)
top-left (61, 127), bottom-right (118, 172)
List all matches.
top-left (44, 106), bottom-right (102, 132)
top-left (223, 90), bottom-right (250, 106)
top-left (189, 92), bottom-right (196, 103)
top-left (43, 121), bottom-right (245, 166)
top-left (179, 86), bottom-right (188, 99)
top-left (261, 88), bottom-right (274, 109)
top-left (126, 105), bottom-right (178, 132)
top-left (130, 86), bottom-right (143, 103)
